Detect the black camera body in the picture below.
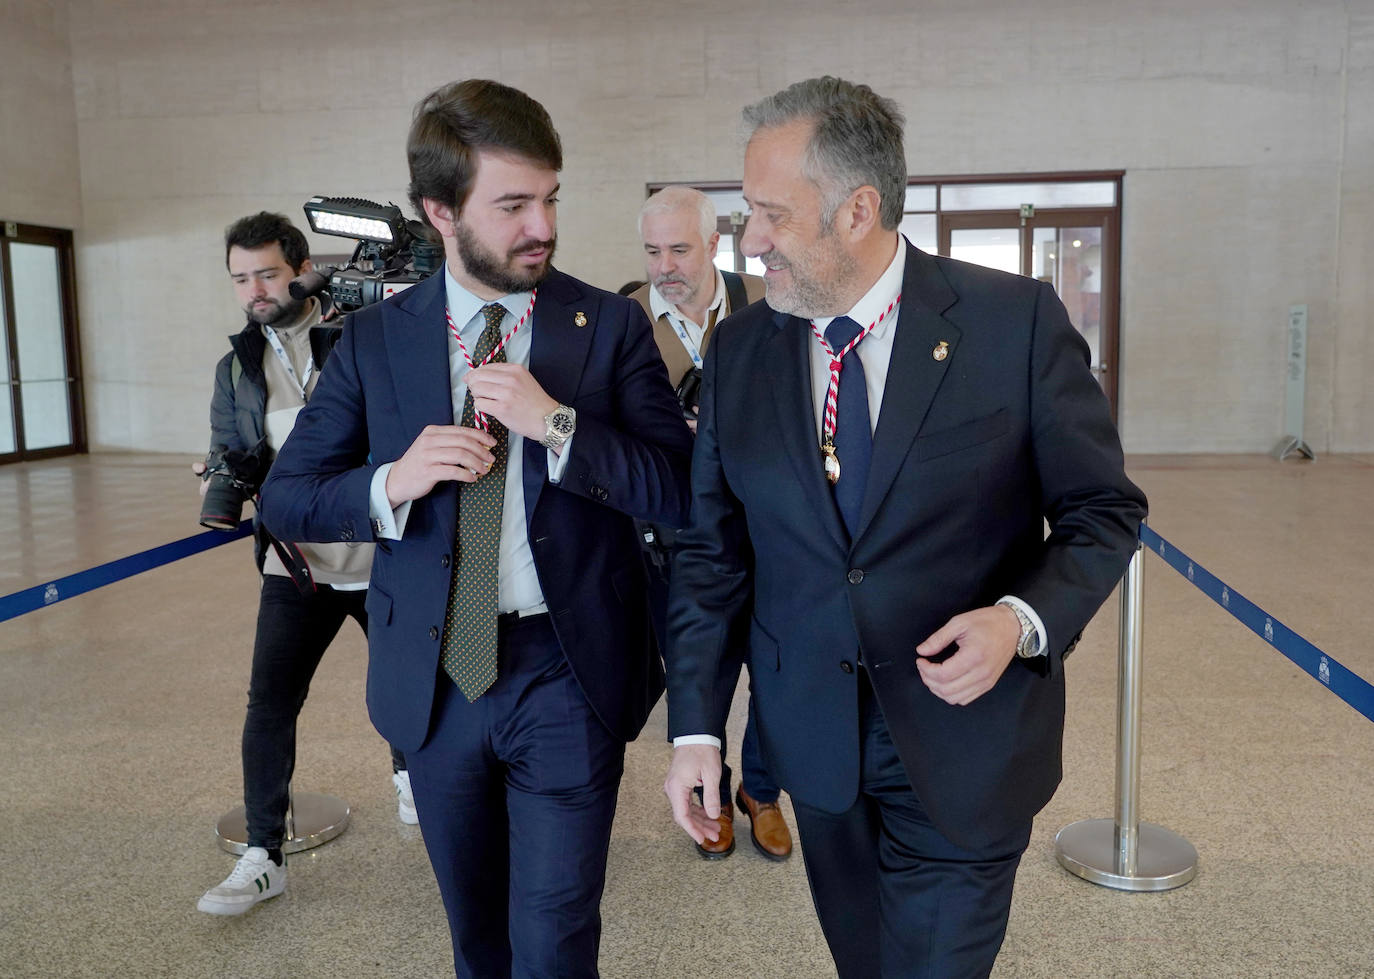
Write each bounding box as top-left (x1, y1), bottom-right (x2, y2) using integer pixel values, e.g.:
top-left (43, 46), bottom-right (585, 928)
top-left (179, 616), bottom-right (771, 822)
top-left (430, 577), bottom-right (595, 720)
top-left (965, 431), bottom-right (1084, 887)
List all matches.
top-left (199, 445), bottom-right (267, 531)
top-left (675, 367), bottom-right (703, 421)
top-left (291, 197), bottom-right (443, 314)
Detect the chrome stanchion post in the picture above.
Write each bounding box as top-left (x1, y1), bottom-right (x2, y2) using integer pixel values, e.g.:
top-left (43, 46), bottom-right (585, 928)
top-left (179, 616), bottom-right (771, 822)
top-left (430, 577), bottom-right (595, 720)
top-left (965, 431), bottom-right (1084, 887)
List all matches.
top-left (1115, 536), bottom-right (1143, 876)
top-left (1055, 538), bottom-right (1199, 891)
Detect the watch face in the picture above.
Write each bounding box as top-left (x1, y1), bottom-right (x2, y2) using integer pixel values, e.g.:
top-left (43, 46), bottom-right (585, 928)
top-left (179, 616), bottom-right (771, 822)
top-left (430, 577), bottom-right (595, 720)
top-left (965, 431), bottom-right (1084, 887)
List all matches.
top-left (551, 409), bottom-right (575, 435)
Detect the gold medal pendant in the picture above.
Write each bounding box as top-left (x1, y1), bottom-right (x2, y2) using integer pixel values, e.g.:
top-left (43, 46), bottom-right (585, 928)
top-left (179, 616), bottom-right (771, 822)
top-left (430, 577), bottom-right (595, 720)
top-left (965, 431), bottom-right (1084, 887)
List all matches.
top-left (821, 440), bottom-right (841, 485)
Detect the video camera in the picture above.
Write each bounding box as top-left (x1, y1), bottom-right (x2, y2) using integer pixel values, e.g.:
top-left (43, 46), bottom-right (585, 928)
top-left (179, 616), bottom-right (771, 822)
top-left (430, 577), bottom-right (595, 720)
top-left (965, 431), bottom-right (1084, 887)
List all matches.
top-left (289, 197), bottom-right (443, 313)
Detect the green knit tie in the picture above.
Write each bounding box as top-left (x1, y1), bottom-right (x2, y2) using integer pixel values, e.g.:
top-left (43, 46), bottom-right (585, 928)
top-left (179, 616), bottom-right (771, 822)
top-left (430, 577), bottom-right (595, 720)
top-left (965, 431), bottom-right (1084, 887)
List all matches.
top-left (440, 303), bottom-right (508, 701)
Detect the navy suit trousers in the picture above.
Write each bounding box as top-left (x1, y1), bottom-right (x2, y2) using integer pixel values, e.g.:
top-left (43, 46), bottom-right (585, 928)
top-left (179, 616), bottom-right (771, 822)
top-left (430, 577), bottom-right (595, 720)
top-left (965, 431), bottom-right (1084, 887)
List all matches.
top-left (405, 613), bottom-right (625, 979)
top-left (792, 670), bottom-right (1032, 979)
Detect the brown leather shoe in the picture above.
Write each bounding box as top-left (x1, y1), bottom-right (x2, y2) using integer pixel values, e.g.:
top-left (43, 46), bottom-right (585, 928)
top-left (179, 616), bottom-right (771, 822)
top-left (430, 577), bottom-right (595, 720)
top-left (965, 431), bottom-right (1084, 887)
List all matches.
top-left (695, 802), bottom-right (735, 859)
top-left (735, 786), bottom-right (793, 861)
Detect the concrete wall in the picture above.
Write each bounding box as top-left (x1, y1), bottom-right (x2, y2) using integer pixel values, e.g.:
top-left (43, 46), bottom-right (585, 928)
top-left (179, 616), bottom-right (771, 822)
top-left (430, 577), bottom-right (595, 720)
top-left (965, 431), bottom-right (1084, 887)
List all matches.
top-left (0, 1), bottom-right (81, 227)
top-left (4, 0), bottom-right (1367, 453)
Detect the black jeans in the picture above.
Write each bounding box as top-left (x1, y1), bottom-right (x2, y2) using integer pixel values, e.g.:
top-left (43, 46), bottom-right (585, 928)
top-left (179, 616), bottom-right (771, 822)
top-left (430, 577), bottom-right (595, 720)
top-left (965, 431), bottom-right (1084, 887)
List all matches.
top-left (241, 574), bottom-right (403, 849)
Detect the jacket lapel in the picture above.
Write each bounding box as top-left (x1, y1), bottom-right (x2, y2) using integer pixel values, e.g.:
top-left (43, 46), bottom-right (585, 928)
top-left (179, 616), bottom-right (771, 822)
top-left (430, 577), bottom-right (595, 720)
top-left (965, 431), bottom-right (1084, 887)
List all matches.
top-left (387, 273), bottom-right (459, 543)
top-left (388, 272), bottom-right (455, 434)
top-left (522, 270), bottom-right (595, 522)
top-left (853, 244), bottom-right (960, 544)
top-left (765, 309), bottom-right (850, 553)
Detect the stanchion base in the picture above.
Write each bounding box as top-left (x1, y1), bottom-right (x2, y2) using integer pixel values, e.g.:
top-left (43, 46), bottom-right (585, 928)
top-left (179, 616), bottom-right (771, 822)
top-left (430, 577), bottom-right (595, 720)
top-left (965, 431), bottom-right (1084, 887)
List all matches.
top-left (1273, 436), bottom-right (1315, 462)
top-left (214, 792), bottom-right (350, 856)
top-left (1055, 818), bottom-right (1198, 892)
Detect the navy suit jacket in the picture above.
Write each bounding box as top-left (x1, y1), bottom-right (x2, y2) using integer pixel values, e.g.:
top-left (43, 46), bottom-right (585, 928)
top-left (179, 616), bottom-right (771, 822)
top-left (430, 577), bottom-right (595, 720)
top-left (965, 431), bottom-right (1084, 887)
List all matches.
top-left (666, 243), bottom-right (1146, 849)
top-left (261, 268), bottom-right (694, 751)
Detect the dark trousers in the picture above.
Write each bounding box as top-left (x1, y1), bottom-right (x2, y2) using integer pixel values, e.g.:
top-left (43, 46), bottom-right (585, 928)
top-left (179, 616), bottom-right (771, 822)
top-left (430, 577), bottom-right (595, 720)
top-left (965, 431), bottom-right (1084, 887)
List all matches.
top-left (792, 671), bottom-right (1032, 979)
top-left (648, 565), bottom-right (778, 804)
top-left (242, 574), bottom-right (405, 849)
top-left (405, 614), bottom-right (625, 979)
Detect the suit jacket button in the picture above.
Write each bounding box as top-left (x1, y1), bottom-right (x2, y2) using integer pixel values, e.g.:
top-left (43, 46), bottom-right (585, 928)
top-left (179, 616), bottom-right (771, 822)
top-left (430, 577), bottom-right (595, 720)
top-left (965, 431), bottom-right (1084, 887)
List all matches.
top-left (440, 554), bottom-right (450, 568)
top-left (847, 568), bottom-right (864, 584)
top-left (429, 626), bottom-right (439, 640)
top-left (840, 660), bottom-right (854, 674)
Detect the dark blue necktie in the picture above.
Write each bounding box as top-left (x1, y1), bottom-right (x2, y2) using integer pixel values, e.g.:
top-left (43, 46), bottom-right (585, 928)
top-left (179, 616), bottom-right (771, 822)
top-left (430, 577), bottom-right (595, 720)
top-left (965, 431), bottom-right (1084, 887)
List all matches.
top-left (825, 316), bottom-right (871, 536)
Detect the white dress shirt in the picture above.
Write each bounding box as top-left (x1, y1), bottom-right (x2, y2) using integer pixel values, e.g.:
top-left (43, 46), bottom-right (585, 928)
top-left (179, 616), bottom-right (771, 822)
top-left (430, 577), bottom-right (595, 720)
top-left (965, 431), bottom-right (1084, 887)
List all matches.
top-left (368, 266), bottom-right (573, 615)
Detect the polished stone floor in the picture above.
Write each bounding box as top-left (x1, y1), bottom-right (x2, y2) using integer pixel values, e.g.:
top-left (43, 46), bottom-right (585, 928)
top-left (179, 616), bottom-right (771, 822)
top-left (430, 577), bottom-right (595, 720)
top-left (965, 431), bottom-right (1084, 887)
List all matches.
top-left (1, 452), bottom-right (1371, 978)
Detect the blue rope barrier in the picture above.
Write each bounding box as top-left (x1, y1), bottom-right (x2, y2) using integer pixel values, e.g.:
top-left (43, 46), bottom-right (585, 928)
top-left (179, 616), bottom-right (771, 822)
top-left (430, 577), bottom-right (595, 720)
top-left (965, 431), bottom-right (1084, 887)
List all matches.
top-left (0, 520), bottom-right (254, 624)
top-left (1140, 524), bottom-right (1374, 724)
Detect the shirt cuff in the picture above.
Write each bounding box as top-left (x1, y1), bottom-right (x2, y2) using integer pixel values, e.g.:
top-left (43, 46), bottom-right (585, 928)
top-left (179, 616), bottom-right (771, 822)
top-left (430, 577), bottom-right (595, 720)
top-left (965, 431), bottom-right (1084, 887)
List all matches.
top-left (546, 432), bottom-right (574, 484)
top-left (673, 735), bottom-right (722, 750)
top-left (368, 463), bottom-right (412, 540)
top-left (998, 594), bottom-right (1048, 656)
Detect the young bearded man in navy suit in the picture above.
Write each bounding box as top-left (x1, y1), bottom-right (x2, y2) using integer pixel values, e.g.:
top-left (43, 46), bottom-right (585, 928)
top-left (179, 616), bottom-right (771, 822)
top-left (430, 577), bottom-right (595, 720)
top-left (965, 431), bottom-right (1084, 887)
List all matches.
top-left (262, 79), bottom-right (692, 977)
top-left (664, 76), bottom-right (1147, 978)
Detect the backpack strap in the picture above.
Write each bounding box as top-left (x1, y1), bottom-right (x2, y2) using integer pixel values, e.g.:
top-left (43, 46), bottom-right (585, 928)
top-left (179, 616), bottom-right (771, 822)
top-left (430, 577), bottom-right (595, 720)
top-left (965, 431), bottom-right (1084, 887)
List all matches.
top-left (721, 270), bottom-right (749, 315)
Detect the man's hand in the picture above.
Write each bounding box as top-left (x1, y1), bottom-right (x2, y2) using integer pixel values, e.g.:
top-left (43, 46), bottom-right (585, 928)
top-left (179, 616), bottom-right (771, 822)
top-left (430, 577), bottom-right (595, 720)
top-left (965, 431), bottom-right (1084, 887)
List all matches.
top-left (664, 743), bottom-right (724, 846)
top-left (190, 460), bottom-right (209, 498)
top-left (915, 605), bottom-right (1021, 706)
top-left (384, 424), bottom-right (497, 507)
top-left (466, 363), bottom-right (558, 446)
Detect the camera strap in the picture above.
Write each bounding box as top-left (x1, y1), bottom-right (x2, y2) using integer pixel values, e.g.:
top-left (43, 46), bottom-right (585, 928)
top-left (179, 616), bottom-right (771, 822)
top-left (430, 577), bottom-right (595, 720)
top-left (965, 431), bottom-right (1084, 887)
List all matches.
top-left (268, 533), bottom-right (317, 594)
top-left (263, 324), bottom-right (316, 401)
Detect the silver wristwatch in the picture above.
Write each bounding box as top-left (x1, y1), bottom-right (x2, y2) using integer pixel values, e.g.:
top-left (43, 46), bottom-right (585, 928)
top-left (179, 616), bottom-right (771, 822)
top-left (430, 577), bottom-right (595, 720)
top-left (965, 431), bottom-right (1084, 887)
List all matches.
top-left (997, 600), bottom-right (1043, 658)
top-left (540, 404), bottom-right (576, 449)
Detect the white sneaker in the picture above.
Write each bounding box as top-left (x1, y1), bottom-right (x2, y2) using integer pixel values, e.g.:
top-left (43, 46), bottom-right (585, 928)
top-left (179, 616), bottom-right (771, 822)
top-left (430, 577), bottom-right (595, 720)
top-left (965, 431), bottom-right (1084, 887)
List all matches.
top-left (196, 847), bottom-right (286, 916)
top-left (393, 770), bottom-right (419, 825)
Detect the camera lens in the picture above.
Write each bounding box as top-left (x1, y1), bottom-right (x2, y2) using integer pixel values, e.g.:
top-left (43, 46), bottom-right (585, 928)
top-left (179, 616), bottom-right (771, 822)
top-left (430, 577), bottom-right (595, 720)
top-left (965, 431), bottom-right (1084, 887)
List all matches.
top-left (200, 473), bottom-right (246, 531)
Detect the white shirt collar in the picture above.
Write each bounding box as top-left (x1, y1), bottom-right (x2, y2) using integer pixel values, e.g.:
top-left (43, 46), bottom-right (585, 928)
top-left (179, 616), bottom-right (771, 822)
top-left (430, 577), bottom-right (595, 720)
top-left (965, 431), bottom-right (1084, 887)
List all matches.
top-left (443, 264), bottom-right (533, 335)
top-left (648, 268), bottom-right (727, 326)
top-left (811, 236), bottom-right (907, 339)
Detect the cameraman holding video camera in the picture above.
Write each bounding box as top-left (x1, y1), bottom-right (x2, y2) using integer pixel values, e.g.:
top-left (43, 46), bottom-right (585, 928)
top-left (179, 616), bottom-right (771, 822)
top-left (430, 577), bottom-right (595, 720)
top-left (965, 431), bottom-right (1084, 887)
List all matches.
top-left (628, 187), bottom-right (794, 865)
top-left (193, 212), bottom-right (412, 917)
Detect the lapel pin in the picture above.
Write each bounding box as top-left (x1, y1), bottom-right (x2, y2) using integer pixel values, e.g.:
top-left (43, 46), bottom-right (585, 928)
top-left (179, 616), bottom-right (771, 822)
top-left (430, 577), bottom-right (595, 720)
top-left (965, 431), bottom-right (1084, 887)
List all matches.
top-left (932, 340), bottom-right (949, 362)
top-left (574, 311), bottom-right (588, 328)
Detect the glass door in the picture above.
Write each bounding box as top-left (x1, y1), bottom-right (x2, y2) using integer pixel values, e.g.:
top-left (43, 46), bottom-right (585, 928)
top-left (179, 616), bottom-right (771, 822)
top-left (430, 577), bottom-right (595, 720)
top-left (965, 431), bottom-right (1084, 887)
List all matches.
top-left (1027, 210), bottom-right (1119, 412)
top-left (939, 207), bottom-right (1119, 417)
top-left (0, 223), bottom-right (86, 462)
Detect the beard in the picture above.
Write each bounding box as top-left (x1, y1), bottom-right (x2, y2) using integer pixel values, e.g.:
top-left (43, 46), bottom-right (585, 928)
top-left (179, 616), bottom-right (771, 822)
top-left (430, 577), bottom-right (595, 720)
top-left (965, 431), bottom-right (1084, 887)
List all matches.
top-left (244, 295), bottom-right (305, 326)
top-left (455, 220), bottom-right (557, 295)
top-left (758, 226), bottom-right (857, 319)
top-left (652, 274), bottom-right (699, 307)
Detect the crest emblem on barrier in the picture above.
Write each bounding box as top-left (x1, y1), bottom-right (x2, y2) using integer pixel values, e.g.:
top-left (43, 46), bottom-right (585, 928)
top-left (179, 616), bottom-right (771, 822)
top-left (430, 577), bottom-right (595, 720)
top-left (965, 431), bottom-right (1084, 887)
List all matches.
top-left (1319, 657), bottom-right (1331, 686)
top-left (43, 583), bottom-right (59, 605)
top-left (1264, 618), bottom-right (1274, 643)
top-left (1187, 561), bottom-right (1194, 581)
top-left (1159, 541), bottom-right (1167, 558)
top-left (1221, 587), bottom-right (1230, 608)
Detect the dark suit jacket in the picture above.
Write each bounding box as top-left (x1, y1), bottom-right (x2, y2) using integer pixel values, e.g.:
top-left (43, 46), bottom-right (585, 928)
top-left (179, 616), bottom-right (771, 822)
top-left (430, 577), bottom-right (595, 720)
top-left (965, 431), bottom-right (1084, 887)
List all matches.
top-left (260, 268), bottom-right (694, 752)
top-left (666, 242), bottom-right (1146, 848)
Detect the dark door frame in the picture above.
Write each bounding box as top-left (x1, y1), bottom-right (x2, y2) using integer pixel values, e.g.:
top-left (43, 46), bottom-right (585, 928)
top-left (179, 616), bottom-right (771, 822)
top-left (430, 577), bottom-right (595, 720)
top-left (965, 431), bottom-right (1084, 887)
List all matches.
top-left (0, 222), bottom-right (88, 463)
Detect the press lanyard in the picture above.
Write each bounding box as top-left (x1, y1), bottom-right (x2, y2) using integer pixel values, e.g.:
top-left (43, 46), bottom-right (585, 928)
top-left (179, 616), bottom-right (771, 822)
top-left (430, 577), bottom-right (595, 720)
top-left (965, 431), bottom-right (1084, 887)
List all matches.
top-left (666, 303), bottom-right (721, 368)
top-left (808, 293), bottom-right (900, 483)
top-left (444, 289), bottom-right (538, 431)
top-left (262, 325), bottom-right (315, 401)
